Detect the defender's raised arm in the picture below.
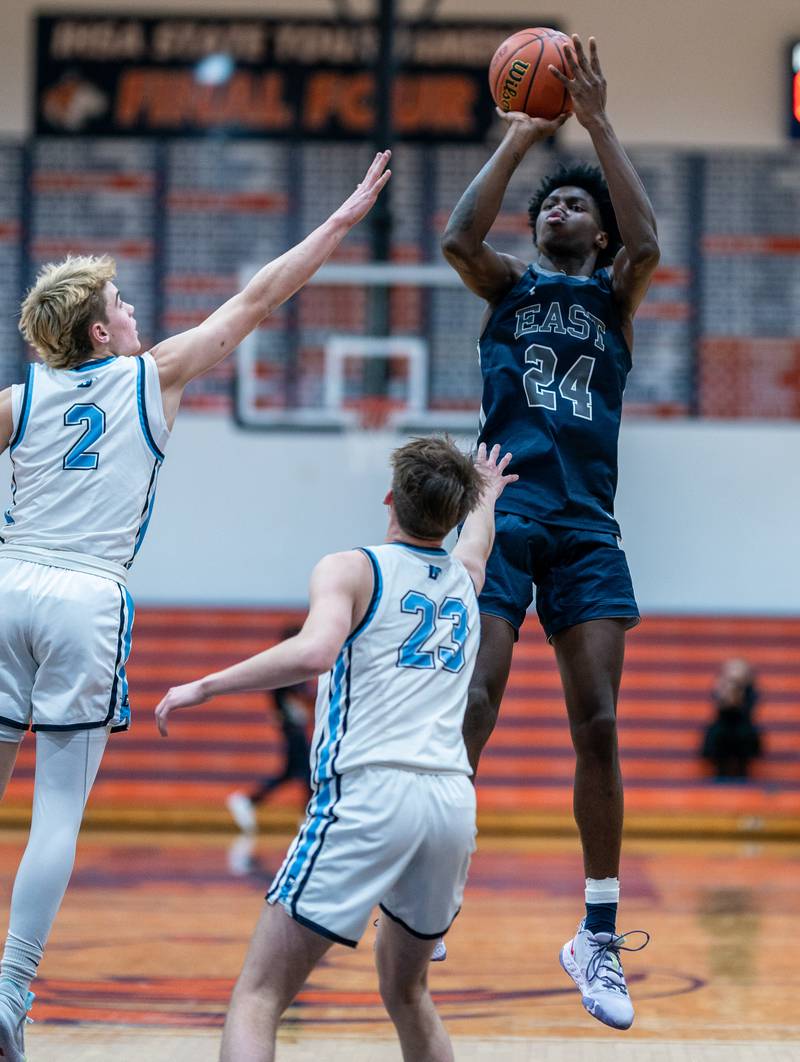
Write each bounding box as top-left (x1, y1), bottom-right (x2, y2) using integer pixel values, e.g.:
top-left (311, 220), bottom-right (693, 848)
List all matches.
top-left (453, 443), bottom-right (518, 594)
top-left (152, 151), bottom-right (392, 410)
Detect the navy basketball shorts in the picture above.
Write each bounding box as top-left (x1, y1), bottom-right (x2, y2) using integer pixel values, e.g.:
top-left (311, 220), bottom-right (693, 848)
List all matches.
top-left (479, 513), bottom-right (640, 641)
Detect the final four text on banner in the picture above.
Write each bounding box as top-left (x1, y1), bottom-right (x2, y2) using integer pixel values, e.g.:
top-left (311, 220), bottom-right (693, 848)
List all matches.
top-left (35, 15), bottom-right (558, 141)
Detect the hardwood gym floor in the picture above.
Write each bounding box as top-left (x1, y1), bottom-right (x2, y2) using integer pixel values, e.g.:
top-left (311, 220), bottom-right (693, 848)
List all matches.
top-left (0, 830), bottom-right (795, 1061)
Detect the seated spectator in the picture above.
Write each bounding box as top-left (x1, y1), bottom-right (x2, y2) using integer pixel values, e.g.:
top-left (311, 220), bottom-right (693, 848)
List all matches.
top-left (702, 659), bottom-right (762, 780)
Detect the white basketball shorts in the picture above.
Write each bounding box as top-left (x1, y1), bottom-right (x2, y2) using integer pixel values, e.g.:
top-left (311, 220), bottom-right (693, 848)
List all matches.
top-left (0, 558), bottom-right (134, 736)
top-left (267, 765), bottom-right (477, 946)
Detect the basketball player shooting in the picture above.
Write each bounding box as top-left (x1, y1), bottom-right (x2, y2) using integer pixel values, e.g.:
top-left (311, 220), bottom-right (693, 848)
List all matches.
top-left (155, 439), bottom-right (517, 1062)
top-left (441, 35), bottom-right (659, 1029)
top-left (0, 151), bottom-right (391, 1062)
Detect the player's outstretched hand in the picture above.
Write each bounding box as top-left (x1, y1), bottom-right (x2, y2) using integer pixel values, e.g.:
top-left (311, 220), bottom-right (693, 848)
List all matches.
top-left (475, 442), bottom-right (518, 502)
top-left (496, 107), bottom-right (571, 142)
top-left (155, 680), bottom-right (210, 737)
top-left (548, 35), bottom-right (607, 129)
top-left (331, 150), bottom-right (392, 229)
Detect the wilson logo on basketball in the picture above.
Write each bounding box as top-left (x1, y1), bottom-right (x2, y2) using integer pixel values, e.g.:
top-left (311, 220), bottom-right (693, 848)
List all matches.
top-left (499, 59), bottom-right (530, 111)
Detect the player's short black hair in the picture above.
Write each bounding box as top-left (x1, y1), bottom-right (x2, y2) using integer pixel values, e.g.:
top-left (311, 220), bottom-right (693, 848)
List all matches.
top-left (527, 163), bottom-right (621, 268)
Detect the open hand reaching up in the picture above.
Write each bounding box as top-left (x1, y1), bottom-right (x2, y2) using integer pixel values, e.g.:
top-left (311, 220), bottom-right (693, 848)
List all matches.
top-left (331, 151), bottom-right (392, 229)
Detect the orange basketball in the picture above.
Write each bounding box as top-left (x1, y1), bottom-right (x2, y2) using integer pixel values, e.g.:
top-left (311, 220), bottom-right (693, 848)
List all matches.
top-left (489, 27), bottom-right (574, 121)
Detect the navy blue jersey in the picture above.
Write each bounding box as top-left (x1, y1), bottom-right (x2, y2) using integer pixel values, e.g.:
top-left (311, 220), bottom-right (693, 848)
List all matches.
top-left (477, 263), bottom-right (631, 534)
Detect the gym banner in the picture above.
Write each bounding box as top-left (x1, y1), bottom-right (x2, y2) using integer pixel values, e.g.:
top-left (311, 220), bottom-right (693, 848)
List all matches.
top-left (34, 15), bottom-right (554, 141)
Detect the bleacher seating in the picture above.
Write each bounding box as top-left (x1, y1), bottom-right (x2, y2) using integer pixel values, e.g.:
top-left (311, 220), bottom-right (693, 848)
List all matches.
top-left (3, 610), bottom-right (798, 834)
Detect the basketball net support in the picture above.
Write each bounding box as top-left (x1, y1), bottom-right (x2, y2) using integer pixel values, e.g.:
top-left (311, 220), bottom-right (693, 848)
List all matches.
top-left (235, 261), bottom-right (477, 434)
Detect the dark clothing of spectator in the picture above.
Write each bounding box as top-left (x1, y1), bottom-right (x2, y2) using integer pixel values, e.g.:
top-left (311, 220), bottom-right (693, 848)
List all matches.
top-left (249, 685), bottom-right (312, 803)
top-left (702, 679), bottom-right (762, 780)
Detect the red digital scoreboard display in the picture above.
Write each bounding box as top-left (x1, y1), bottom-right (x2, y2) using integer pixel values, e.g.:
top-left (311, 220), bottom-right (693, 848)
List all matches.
top-left (791, 41), bottom-right (800, 138)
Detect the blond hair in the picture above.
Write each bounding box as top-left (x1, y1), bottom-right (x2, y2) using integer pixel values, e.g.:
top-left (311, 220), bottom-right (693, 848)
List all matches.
top-left (19, 255), bottom-right (116, 369)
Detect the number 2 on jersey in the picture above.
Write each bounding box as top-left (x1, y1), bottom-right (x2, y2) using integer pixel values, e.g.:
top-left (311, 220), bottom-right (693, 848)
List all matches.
top-left (523, 343), bottom-right (595, 420)
top-left (397, 591), bottom-right (469, 673)
top-left (62, 403), bottom-right (106, 470)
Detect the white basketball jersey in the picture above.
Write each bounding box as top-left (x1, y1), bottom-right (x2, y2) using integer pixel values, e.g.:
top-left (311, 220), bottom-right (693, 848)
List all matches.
top-left (311, 542), bottom-right (480, 781)
top-left (1, 353), bottom-right (169, 570)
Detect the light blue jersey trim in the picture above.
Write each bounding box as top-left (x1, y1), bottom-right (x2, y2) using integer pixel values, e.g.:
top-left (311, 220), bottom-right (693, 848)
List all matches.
top-left (349, 548), bottom-right (383, 644)
top-left (270, 550), bottom-right (382, 907)
top-left (117, 590), bottom-right (135, 725)
top-left (69, 356), bottom-right (117, 372)
top-left (129, 462), bottom-right (160, 565)
top-left (103, 588), bottom-right (127, 727)
top-left (2, 468), bottom-right (19, 536)
top-left (274, 648), bottom-right (350, 905)
top-left (389, 541), bottom-right (448, 557)
top-left (280, 780), bottom-right (335, 905)
top-left (267, 726), bottom-right (329, 903)
top-left (9, 364), bottom-right (34, 452)
top-left (136, 357), bottom-right (165, 461)
top-left (315, 650), bottom-right (350, 784)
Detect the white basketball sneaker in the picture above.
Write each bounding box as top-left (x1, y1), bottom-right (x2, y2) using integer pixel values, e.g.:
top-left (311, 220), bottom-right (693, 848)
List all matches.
top-left (430, 939), bottom-right (447, 962)
top-left (0, 987), bottom-right (34, 1062)
top-left (226, 791), bottom-right (257, 834)
top-left (373, 923), bottom-right (447, 963)
top-left (559, 920), bottom-right (649, 1030)
top-left (226, 835), bottom-right (256, 877)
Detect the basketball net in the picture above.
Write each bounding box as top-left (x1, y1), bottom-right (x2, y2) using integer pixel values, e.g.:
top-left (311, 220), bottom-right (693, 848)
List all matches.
top-left (342, 396), bottom-right (401, 475)
top-left (350, 395), bottom-right (399, 432)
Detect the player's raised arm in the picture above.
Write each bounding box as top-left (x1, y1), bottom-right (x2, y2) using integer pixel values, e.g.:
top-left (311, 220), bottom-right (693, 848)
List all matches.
top-left (154, 550), bottom-right (373, 736)
top-left (550, 35), bottom-right (660, 322)
top-left (151, 151), bottom-right (392, 404)
top-left (452, 443), bottom-right (518, 594)
top-left (0, 388), bottom-right (12, 457)
top-left (441, 112), bottom-right (569, 304)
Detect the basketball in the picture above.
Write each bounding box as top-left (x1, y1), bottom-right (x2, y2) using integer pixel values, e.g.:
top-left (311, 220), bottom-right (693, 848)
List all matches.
top-left (489, 27), bottom-right (574, 120)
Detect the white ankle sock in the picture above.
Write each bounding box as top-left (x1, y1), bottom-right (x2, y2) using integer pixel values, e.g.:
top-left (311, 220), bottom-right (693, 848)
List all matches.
top-left (0, 973), bottom-right (28, 1004)
top-left (0, 934), bottom-right (39, 1000)
top-left (585, 876), bottom-right (620, 905)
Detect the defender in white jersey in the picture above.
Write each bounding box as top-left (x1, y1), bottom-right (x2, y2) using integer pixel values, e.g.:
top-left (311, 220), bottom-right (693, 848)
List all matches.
top-left (0, 152), bottom-right (391, 1060)
top-left (155, 438), bottom-right (517, 1062)
top-left (0, 353), bottom-right (167, 735)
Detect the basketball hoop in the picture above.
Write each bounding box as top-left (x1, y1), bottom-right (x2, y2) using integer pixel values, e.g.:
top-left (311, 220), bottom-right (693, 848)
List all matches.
top-left (235, 262), bottom-right (481, 433)
top-left (325, 334), bottom-right (426, 430)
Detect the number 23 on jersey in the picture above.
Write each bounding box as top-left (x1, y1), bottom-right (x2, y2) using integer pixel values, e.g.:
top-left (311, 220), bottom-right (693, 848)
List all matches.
top-left (397, 591), bottom-right (469, 674)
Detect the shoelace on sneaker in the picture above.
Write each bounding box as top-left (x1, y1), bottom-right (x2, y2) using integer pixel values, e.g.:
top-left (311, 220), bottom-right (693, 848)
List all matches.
top-left (586, 930), bottom-right (650, 991)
